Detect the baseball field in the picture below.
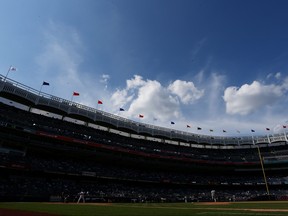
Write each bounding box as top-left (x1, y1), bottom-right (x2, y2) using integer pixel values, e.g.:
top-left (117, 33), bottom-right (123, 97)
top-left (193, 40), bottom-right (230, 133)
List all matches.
top-left (1, 201), bottom-right (288, 216)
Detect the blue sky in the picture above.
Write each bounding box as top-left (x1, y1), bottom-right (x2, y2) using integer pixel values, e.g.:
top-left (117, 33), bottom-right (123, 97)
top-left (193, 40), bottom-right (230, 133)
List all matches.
top-left (1, 0), bottom-right (288, 136)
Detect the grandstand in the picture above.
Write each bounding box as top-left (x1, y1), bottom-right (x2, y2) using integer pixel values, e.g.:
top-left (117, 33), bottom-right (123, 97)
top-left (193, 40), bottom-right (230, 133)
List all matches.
top-left (1, 74), bottom-right (288, 203)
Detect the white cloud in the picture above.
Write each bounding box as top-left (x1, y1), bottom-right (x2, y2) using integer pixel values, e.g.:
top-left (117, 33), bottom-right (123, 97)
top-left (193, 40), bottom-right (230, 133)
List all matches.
top-left (267, 72), bottom-right (282, 80)
top-left (34, 21), bottom-right (107, 106)
top-left (129, 79), bottom-right (180, 120)
top-left (100, 74), bottom-right (110, 82)
top-left (126, 75), bottom-right (146, 89)
top-left (110, 88), bottom-right (134, 108)
top-left (35, 21), bottom-right (84, 93)
top-left (110, 75), bottom-right (204, 121)
top-left (275, 72), bottom-right (281, 80)
top-left (168, 80), bottom-right (204, 104)
top-left (195, 69), bottom-right (205, 84)
top-left (283, 77), bottom-right (288, 89)
top-left (110, 75), bottom-right (146, 110)
top-left (190, 38), bottom-right (207, 61)
top-left (100, 74), bottom-right (110, 89)
top-left (223, 81), bottom-right (285, 115)
top-left (206, 73), bottom-right (226, 116)
top-left (266, 73), bottom-right (273, 80)
top-left (33, 22), bottom-right (288, 136)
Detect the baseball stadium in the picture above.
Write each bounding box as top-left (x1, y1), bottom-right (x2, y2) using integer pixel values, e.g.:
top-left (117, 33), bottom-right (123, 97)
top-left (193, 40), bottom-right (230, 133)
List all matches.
top-left (1, 75), bottom-right (288, 216)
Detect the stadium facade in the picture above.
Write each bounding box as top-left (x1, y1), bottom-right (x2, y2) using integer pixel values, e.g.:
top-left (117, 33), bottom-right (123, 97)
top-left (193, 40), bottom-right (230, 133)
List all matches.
top-left (1, 74), bottom-right (288, 202)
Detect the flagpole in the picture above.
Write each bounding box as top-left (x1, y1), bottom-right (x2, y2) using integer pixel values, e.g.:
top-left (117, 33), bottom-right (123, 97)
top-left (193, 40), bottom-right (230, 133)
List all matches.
top-left (284, 126), bottom-right (288, 142)
top-left (251, 130), bottom-right (255, 145)
top-left (185, 125), bottom-right (191, 142)
top-left (170, 122), bottom-right (173, 139)
top-left (152, 118), bottom-right (155, 136)
top-left (137, 115), bottom-right (143, 133)
top-left (4, 65), bottom-right (12, 81)
top-left (37, 83), bottom-right (45, 105)
top-left (267, 134), bottom-right (271, 144)
top-left (39, 83), bottom-right (44, 96)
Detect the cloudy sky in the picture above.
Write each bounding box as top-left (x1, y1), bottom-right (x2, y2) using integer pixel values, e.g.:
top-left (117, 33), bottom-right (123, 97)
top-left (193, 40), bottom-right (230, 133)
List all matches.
top-left (1, 0), bottom-right (288, 136)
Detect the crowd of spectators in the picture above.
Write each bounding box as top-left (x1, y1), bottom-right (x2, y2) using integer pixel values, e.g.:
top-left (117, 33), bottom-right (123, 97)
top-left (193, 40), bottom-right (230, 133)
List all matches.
top-left (1, 171), bottom-right (286, 203)
top-left (1, 102), bottom-right (286, 164)
top-left (1, 150), bottom-right (288, 202)
top-left (1, 152), bottom-right (288, 186)
top-left (1, 102), bottom-right (288, 202)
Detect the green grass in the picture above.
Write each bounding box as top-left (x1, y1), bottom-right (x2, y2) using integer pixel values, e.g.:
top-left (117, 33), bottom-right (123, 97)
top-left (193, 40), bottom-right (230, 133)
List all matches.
top-left (1, 201), bottom-right (288, 216)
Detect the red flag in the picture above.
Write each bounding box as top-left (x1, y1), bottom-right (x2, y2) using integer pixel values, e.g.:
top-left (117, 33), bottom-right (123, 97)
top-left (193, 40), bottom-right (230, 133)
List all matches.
top-left (139, 114), bottom-right (144, 118)
top-left (98, 100), bottom-right (103, 104)
top-left (73, 92), bottom-right (80, 96)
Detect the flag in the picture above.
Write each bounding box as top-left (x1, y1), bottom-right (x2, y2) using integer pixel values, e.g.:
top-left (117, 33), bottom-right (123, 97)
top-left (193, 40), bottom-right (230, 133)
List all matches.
top-left (139, 114), bottom-right (144, 118)
top-left (186, 125), bottom-right (191, 128)
top-left (42, 81), bottom-right (49, 86)
top-left (209, 129), bottom-right (213, 132)
top-left (197, 127), bottom-right (202, 130)
top-left (266, 128), bottom-right (270, 131)
top-left (223, 130), bottom-right (226, 133)
top-left (171, 121), bottom-right (175, 125)
top-left (251, 129), bottom-right (255, 132)
top-left (73, 92), bottom-right (80, 96)
top-left (98, 100), bottom-right (103, 104)
top-left (9, 66), bottom-right (17, 71)
top-left (283, 125), bottom-right (287, 129)
top-left (119, 108), bottom-right (125, 111)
